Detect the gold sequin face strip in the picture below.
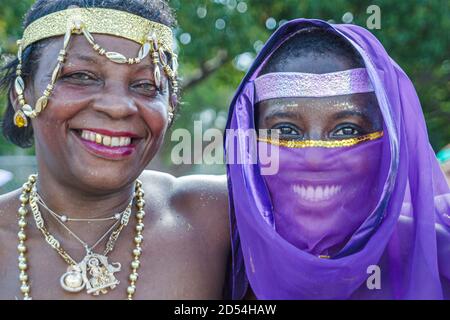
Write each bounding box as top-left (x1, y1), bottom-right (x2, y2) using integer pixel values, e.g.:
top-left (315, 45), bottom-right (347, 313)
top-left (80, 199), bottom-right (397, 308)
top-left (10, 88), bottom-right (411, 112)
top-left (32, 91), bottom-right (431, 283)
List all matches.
top-left (21, 8), bottom-right (173, 49)
top-left (258, 131), bottom-right (384, 148)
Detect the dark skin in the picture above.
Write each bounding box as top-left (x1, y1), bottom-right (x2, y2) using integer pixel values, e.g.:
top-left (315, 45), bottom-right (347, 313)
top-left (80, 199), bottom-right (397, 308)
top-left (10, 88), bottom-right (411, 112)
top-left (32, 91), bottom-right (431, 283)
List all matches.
top-left (0, 34), bottom-right (229, 299)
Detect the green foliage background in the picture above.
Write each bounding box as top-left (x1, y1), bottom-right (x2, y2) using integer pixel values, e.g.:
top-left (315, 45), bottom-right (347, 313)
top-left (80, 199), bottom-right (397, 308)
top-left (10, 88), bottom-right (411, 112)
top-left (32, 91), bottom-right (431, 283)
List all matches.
top-left (0, 0), bottom-right (449, 161)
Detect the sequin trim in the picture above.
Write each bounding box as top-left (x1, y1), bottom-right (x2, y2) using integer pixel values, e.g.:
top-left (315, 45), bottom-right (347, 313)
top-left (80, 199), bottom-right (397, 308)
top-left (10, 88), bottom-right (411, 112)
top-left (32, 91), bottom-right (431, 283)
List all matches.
top-left (254, 68), bottom-right (374, 103)
top-left (258, 131), bottom-right (384, 148)
top-left (21, 8), bottom-right (173, 49)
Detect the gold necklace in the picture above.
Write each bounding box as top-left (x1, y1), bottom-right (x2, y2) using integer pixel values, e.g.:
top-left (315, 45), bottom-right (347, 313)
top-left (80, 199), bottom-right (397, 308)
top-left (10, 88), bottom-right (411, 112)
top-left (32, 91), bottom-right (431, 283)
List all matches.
top-left (33, 188), bottom-right (133, 254)
top-left (35, 191), bottom-right (130, 222)
top-left (17, 174), bottom-right (146, 300)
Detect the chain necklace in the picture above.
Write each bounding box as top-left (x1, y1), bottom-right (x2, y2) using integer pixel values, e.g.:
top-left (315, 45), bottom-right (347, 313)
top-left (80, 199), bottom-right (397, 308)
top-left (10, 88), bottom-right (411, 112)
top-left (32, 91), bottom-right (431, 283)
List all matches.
top-left (35, 191), bottom-right (128, 222)
top-left (17, 174), bottom-right (146, 300)
top-left (34, 188), bottom-right (133, 254)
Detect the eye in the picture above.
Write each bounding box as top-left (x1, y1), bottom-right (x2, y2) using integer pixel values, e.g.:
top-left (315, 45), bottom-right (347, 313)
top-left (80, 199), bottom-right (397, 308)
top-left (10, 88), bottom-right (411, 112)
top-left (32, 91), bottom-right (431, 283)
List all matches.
top-left (62, 71), bottom-right (98, 84)
top-left (131, 81), bottom-right (159, 96)
top-left (270, 123), bottom-right (303, 139)
top-left (332, 124), bottom-right (364, 138)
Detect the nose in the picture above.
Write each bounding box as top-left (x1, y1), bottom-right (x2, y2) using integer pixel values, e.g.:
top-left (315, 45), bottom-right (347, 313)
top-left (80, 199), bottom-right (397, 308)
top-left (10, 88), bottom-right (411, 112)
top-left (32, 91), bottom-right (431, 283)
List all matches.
top-left (301, 147), bottom-right (331, 170)
top-left (91, 83), bottom-right (138, 119)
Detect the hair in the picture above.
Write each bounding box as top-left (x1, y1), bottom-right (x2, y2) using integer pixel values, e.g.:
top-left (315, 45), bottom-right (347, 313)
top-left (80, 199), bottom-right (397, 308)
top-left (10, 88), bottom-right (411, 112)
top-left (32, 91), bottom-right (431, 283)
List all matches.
top-left (0, 0), bottom-right (177, 148)
top-left (260, 27), bottom-right (365, 75)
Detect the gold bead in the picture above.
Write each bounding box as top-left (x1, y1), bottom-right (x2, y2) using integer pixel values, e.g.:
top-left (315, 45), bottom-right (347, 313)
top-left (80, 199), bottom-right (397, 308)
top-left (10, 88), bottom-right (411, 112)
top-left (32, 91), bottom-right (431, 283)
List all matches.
top-left (20, 284), bottom-right (30, 294)
top-left (18, 255), bottom-right (27, 263)
top-left (135, 223), bottom-right (144, 232)
top-left (127, 286), bottom-right (136, 295)
top-left (18, 207), bottom-right (28, 217)
top-left (17, 243), bottom-right (27, 253)
top-left (19, 272), bottom-right (28, 282)
top-left (18, 231), bottom-right (27, 241)
top-left (129, 273), bottom-right (138, 282)
top-left (18, 219), bottom-right (27, 228)
top-left (131, 260), bottom-right (140, 269)
top-left (136, 199), bottom-right (145, 208)
top-left (136, 211), bottom-right (145, 219)
top-left (22, 183), bottom-right (31, 192)
top-left (18, 262), bottom-right (28, 271)
top-left (134, 235), bottom-right (143, 244)
top-left (137, 190), bottom-right (145, 198)
top-left (19, 194), bottom-right (29, 204)
top-left (133, 248), bottom-right (142, 257)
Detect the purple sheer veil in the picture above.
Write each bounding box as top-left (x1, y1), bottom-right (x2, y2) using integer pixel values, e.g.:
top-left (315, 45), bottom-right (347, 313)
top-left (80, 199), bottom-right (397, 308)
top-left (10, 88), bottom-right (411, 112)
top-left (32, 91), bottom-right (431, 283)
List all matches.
top-left (224, 19), bottom-right (450, 299)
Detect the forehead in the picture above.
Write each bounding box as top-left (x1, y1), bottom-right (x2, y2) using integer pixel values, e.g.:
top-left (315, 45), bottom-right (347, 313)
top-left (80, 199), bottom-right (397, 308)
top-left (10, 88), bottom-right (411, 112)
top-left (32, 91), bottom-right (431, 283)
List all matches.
top-left (267, 53), bottom-right (360, 75)
top-left (40, 33), bottom-right (141, 58)
top-left (258, 93), bottom-right (379, 114)
top-left (36, 34), bottom-right (150, 71)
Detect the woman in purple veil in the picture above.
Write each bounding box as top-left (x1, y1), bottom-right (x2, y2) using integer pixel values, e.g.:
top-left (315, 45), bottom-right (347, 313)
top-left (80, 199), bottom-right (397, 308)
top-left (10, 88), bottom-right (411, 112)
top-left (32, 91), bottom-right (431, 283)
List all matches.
top-left (224, 19), bottom-right (450, 299)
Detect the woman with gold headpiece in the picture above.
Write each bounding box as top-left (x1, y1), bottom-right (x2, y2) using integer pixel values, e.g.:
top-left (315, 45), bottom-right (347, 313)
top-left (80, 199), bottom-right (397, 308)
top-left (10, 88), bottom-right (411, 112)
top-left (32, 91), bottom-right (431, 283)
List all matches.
top-left (0, 0), bottom-right (230, 300)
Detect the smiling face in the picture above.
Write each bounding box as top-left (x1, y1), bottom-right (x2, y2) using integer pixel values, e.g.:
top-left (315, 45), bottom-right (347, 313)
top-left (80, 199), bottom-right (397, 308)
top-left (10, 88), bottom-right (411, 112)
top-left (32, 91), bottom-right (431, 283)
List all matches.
top-left (255, 33), bottom-right (386, 255)
top-left (19, 34), bottom-right (170, 193)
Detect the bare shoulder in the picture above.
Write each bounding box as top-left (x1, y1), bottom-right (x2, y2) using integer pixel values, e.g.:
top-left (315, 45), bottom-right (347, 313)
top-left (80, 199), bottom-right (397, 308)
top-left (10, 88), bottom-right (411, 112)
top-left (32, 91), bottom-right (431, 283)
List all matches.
top-left (138, 169), bottom-right (228, 215)
top-left (138, 169), bottom-right (230, 263)
top-left (163, 172), bottom-right (229, 248)
top-left (172, 173), bottom-right (229, 250)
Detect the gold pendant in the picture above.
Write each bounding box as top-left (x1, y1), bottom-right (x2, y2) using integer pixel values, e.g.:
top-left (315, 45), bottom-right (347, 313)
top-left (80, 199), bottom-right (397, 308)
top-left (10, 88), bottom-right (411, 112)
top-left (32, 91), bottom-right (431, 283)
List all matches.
top-left (60, 265), bottom-right (85, 292)
top-left (60, 253), bottom-right (121, 295)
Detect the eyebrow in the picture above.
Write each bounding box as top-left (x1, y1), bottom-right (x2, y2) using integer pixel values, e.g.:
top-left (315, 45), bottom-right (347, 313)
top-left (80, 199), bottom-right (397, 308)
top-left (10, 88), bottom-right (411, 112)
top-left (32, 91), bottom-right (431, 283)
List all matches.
top-left (263, 110), bottom-right (303, 121)
top-left (70, 54), bottom-right (99, 64)
top-left (333, 109), bottom-right (372, 122)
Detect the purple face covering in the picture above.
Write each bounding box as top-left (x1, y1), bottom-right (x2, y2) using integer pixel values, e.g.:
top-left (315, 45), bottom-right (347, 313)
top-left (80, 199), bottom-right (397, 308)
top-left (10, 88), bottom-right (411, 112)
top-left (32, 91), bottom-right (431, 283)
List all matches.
top-left (259, 135), bottom-right (385, 257)
top-left (224, 19), bottom-right (450, 300)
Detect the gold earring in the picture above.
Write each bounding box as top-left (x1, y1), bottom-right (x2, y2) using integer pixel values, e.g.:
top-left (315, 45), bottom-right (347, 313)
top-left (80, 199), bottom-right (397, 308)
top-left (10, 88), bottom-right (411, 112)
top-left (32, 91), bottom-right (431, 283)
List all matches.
top-left (13, 109), bottom-right (28, 128)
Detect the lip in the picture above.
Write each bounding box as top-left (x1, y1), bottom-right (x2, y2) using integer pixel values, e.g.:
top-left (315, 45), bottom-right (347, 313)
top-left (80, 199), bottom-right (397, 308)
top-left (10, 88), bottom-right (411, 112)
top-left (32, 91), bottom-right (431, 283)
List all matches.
top-left (71, 130), bottom-right (138, 160)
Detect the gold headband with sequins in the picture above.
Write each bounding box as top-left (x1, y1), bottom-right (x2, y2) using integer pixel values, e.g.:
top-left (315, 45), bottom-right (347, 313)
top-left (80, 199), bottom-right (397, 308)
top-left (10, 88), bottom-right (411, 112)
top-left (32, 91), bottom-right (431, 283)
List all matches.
top-left (13, 7), bottom-right (178, 128)
top-left (258, 131), bottom-right (384, 148)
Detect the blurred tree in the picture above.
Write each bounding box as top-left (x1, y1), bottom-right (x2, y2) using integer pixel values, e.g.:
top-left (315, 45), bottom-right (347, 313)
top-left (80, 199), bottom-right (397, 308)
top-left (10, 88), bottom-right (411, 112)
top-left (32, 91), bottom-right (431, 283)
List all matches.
top-left (0, 0), bottom-right (449, 165)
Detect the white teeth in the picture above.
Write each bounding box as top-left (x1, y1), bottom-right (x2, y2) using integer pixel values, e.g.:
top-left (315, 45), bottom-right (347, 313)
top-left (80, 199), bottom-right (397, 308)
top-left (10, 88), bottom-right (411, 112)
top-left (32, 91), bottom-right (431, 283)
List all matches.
top-left (102, 136), bottom-right (111, 147)
top-left (293, 184), bottom-right (342, 202)
top-left (111, 137), bottom-right (120, 147)
top-left (79, 130), bottom-right (133, 147)
top-left (119, 137), bottom-right (131, 146)
top-left (306, 186), bottom-right (314, 200)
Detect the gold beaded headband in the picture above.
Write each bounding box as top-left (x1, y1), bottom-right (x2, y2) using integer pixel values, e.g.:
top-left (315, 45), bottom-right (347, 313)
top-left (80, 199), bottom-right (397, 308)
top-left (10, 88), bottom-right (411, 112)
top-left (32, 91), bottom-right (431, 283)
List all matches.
top-left (13, 7), bottom-right (179, 128)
